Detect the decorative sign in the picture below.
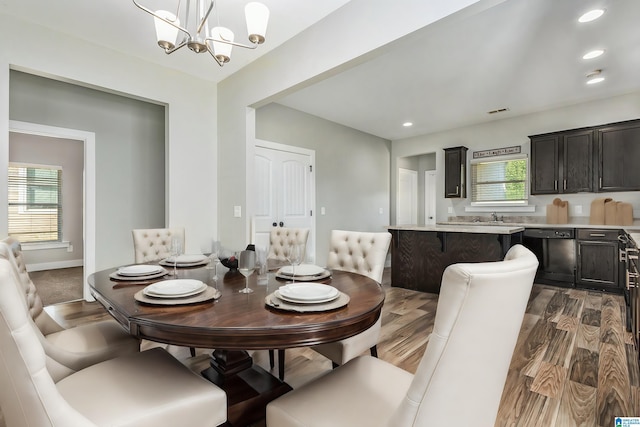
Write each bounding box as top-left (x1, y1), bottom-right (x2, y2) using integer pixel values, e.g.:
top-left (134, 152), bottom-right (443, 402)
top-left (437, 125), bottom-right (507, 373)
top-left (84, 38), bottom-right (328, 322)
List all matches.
top-left (473, 145), bottom-right (521, 159)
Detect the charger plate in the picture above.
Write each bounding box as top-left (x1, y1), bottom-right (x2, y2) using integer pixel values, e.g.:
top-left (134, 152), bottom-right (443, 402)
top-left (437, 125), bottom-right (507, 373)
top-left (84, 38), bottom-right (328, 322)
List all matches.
top-left (134, 286), bottom-right (220, 305)
top-left (265, 291), bottom-right (349, 313)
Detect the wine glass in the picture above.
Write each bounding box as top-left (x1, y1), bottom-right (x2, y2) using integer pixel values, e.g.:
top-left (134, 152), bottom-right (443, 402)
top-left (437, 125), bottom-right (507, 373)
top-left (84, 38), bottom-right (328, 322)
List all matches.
top-left (169, 236), bottom-right (182, 277)
top-left (238, 250), bottom-right (256, 294)
top-left (285, 243), bottom-right (304, 284)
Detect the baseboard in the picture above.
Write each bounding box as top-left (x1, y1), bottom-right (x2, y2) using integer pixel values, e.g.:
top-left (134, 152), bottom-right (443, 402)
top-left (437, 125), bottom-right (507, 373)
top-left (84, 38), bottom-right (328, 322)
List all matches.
top-left (26, 259), bottom-right (84, 272)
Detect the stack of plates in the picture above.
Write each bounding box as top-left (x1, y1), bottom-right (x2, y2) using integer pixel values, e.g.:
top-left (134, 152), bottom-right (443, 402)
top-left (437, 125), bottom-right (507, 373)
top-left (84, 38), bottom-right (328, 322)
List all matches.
top-left (160, 254), bottom-right (210, 268)
top-left (142, 279), bottom-right (207, 299)
top-left (275, 283), bottom-right (339, 304)
top-left (112, 264), bottom-right (167, 281)
top-left (276, 264), bottom-right (331, 281)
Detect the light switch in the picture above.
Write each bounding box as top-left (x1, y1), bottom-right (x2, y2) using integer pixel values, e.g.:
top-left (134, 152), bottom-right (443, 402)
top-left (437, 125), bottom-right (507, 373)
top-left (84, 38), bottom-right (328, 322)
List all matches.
top-left (448, 207), bottom-right (453, 214)
top-left (379, 207), bottom-right (384, 215)
top-left (234, 205), bottom-right (242, 218)
top-left (575, 205), bottom-right (583, 215)
top-left (321, 207), bottom-right (326, 215)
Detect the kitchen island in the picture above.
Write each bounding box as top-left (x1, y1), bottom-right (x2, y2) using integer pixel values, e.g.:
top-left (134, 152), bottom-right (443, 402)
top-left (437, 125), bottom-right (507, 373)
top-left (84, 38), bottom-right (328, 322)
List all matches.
top-left (387, 224), bottom-right (524, 293)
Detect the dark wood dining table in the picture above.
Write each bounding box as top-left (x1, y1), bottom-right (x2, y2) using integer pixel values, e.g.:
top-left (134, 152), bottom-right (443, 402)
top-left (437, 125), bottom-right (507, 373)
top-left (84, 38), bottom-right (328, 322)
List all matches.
top-left (88, 263), bottom-right (385, 427)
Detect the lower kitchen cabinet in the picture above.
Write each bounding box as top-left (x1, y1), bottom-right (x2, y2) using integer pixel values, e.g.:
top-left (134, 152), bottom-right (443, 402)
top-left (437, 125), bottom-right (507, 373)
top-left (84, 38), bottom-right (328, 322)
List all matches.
top-left (576, 229), bottom-right (621, 292)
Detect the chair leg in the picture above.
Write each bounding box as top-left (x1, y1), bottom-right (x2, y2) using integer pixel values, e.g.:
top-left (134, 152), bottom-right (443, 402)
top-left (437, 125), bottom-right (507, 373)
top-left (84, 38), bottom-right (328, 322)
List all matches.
top-left (269, 349), bottom-right (275, 369)
top-left (278, 349), bottom-right (285, 381)
top-left (370, 345), bottom-right (378, 358)
top-left (190, 347), bottom-right (196, 357)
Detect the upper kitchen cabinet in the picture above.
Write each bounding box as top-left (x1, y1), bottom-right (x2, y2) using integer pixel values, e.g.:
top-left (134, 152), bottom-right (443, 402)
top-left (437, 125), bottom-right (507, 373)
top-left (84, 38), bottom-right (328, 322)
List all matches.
top-left (530, 129), bottom-right (593, 195)
top-left (598, 119), bottom-right (640, 192)
top-left (444, 146), bottom-right (468, 198)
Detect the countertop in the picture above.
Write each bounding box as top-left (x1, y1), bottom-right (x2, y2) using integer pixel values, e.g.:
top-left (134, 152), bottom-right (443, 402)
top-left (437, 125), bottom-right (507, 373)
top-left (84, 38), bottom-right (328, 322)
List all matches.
top-left (438, 221), bottom-right (640, 232)
top-left (386, 224), bottom-right (524, 234)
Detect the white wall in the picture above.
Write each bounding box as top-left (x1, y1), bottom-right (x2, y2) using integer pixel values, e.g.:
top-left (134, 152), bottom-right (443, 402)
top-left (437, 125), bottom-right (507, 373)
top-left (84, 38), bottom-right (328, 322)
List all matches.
top-left (0, 14), bottom-right (218, 271)
top-left (391, 91), bottom-right (640, 223)
top-left (256, 103), bottom-right (390, 265)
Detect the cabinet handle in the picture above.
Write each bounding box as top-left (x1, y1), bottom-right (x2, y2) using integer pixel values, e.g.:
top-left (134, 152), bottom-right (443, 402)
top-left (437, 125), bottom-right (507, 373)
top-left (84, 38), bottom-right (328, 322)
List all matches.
top-left (590, 233), bottom-right (606, 237)
top-left (554, 180), bottom-right (557, 191)
top-left (599, 177), bottom-right (602, 189)
top-left (563, 179), bottom-right (567, 190)
top-left (456, 185), bottom-right (459, 195)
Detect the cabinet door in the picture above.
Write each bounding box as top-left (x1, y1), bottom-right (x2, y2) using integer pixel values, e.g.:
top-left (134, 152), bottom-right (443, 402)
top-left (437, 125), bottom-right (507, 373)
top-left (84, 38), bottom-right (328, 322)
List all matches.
top-left (444, 147), bottom-right (467, 198)
top-left (576, 240), bottom-right (619, 289)
top-left (563, 130), bottom-right (593, 193)
top-left (599, 120), bottom-right (640, 191)
top-left (530, 135), bottom-right (559, 194)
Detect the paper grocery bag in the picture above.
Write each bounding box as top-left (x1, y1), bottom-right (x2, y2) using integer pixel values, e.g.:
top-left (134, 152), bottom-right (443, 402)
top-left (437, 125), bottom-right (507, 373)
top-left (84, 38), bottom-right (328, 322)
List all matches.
top-left (546, 204), bottom-right (559, 224)
top-left (617, 202), bottom-right (634, 225)
top-left (604, 199), bottom-right (618, 225)
top-left (557, 200), bottom-right (569, 224)
top-left (589, 198), bottom-right (610, 224)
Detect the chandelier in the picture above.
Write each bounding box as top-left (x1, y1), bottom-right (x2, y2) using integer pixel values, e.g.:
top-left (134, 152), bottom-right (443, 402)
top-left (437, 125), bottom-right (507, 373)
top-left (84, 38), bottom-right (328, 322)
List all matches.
top-left (132, 0), bottom-right (269, 67)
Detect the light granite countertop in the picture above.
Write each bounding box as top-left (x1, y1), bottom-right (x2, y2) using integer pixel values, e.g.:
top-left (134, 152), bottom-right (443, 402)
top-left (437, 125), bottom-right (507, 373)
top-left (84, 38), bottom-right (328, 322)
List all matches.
top-left (439, 221), bottom-right (640, 232)
top-left (386, 224), bottom-right (524, 235)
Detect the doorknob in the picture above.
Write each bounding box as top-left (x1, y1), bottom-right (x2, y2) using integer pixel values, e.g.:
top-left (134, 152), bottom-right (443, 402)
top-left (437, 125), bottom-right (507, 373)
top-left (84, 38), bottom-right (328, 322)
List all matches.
top-left (272, 222), bottom-right (277, 227)
top-left (279, 222), bottom-right (284, 227)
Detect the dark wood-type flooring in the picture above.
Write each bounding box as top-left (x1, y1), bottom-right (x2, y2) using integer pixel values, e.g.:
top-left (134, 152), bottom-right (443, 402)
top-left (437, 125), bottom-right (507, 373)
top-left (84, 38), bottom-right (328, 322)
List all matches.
top-left (3, 267), bottom-right (639, 427)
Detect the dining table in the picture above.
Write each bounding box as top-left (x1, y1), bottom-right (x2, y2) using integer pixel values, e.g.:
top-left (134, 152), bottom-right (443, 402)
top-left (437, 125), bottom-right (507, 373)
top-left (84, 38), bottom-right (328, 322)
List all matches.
top-left (88, 260), bottom-right (385, 427)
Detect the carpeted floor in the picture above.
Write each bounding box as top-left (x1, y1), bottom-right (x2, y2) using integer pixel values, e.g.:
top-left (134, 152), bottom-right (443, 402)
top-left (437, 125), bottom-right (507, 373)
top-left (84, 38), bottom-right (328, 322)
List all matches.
top-left (30, 267), bottom-right (84, 305)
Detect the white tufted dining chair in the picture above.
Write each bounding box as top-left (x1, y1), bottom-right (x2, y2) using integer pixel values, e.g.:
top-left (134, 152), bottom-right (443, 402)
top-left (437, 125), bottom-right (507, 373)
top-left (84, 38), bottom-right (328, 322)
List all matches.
top-left (0, 257), bottom-right (228, 427)
top-left (268, 227), bottom-right (310, 262)
top-left (132, 227), bottom-right (185, 263)
top-left (0, 237), bottom-right (140, 382)
top-left (266, 245), bottom-right (539, 427)
top-left (311, 229), bottom-right (391, 367)
top-left (267, 227), bottom-right (310, 378)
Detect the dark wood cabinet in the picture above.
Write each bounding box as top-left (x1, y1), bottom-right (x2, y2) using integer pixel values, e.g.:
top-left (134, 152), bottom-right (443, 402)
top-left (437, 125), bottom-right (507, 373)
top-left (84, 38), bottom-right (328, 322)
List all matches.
top-left (576, 229), bottom-right (621, 292)
top-left (530, 135), bottom-right (559, 194)
top-left (444, 146), bottom-right (467, 198)
top-left (598, 120), bottom-right (640, 192)
top-left (530, 129), bottom-right (593, 195)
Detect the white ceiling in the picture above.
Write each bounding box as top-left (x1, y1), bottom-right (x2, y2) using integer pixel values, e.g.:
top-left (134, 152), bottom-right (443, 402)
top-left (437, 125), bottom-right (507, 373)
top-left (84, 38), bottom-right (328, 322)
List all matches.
top-left (1, 0), bottom-right (639, 141)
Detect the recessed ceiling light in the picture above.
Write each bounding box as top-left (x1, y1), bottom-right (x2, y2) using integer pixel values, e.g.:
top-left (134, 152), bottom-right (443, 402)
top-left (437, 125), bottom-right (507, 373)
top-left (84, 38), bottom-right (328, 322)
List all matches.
top-left (586, 69), bottom-right (605, 84)
top-left (583, 49), bottom-right (605, 59)
top-left (402, 122), bottom-right (413, 127)
top-left (578, 9), bottom-right (605, 23)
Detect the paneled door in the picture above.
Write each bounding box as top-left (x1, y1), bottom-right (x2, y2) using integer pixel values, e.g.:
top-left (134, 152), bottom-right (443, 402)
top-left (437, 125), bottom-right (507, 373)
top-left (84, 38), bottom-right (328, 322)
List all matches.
top-left (253, 144), bottom-right (315, 262)
top-left (397, 168), bottom-right (417, 225)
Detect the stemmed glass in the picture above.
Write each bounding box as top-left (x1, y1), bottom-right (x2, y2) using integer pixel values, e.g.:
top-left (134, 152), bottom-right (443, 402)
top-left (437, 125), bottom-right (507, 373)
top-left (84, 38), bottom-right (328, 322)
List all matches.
top-left (238, 250), bottom-right (256, 294)
top-left (169, 236), bottom-right (182, 278)
top-left (285, 243), bottom-right (304, 284)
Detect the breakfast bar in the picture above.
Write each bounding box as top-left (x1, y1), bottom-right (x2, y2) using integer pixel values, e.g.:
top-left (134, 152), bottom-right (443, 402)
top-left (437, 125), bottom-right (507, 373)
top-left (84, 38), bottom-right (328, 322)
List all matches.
top-left (387, 224), bottom-right (525, 293)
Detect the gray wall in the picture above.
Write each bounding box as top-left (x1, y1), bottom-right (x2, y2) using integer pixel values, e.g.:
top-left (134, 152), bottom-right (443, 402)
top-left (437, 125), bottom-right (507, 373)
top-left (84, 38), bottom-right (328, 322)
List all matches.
top-left (9, 70), bottom-right (166, 270)
top-left (256, 103), bottom-right (391, 266)
top-left (9, 133), bottom-right (84, 266)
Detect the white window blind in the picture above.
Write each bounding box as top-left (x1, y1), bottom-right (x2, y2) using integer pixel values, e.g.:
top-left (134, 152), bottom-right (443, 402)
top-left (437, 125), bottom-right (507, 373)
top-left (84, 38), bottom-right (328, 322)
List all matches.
top-left (471, 156), bottom-right (528, 204)
top-left (8, 163), bottom-right (62, 243)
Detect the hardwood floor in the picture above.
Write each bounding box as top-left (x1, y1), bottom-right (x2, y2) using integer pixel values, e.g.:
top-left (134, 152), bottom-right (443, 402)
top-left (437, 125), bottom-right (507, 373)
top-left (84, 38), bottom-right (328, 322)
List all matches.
top-left (7, 277), bottom-right (639, 427)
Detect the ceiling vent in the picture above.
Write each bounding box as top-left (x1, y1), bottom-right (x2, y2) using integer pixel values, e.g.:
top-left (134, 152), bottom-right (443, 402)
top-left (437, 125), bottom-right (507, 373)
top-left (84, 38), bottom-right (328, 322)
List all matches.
top-left (487, 108), bottom-right (510, 115)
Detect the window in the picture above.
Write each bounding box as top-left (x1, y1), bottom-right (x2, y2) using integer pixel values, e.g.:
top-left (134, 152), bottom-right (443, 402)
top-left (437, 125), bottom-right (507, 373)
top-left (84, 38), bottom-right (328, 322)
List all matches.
top-left (471, 155), bottom-right (528, 205)
top-left (8, 163), bottom-right (62, 243)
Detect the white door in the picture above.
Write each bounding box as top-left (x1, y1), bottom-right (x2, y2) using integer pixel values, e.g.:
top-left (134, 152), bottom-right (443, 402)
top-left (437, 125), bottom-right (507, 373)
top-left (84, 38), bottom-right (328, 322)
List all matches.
top-left (397, 168), bottom-right (418, 225)
top-left (253, 145), bottom-right (315, 262)
top-left (424, 170), bottom-right (437, 225)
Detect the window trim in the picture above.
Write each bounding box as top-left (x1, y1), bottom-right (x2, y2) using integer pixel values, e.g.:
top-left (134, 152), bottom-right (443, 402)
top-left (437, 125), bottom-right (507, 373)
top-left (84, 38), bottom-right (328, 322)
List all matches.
top-left (469, 154), bottom-right (529, 207)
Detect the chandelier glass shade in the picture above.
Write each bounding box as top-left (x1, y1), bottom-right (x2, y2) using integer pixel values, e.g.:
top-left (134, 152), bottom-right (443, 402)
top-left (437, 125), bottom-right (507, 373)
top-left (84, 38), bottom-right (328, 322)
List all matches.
top-left (133, 0), bottom-right (269, 66)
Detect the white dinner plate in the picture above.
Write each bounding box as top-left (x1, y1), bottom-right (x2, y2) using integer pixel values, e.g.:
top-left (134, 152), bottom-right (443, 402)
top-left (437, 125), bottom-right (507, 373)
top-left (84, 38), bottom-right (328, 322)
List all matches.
top-left (278, 264), bottom-right (326, 277)
top-left (164, 254), bottom-right (209, 264)
top-left (277, 283), bottom-right (339, 303)
top-left (117, 264), bottom-right (165, 276)
top-left (143, 279), bottom-right (206, 298)
top-left (274, 290), bottom-right (339, 305)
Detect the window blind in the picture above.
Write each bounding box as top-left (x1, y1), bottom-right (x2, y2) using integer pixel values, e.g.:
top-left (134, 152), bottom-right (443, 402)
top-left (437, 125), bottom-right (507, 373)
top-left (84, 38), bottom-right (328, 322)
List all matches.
top-left (471, 157), bottom-right (528, 203)
top-left (8, 163), bottom-right (62, 243)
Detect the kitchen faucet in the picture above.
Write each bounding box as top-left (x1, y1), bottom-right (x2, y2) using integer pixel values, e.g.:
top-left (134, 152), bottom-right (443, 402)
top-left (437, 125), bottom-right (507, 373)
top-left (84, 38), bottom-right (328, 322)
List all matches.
top-left (490, 212), bottom-right (503, 222)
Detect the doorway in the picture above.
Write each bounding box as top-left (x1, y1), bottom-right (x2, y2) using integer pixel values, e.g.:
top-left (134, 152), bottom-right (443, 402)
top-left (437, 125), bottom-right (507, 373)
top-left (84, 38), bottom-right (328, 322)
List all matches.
top-left (251, 140), bottom-right (316, 262)
top-left (397, 168), bottom-right (418, 225)
top-left (9, 121), bottom-right (96, 302)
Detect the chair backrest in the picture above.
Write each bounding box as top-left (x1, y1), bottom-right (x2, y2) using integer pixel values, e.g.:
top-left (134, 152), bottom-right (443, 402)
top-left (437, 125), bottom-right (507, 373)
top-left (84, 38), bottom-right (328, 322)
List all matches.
top-left (268, 227), bottom-right (310, 262)
top-left (388, 244), bottom-right (538, 427)
top-left (0, 258), bottom-right (96, 426)
top-left (326, 230), bottom-right (391, 283)
top-left (132, 227), bottom-right (185, 263)
top-left (0, 237), bottom-right (63, 336)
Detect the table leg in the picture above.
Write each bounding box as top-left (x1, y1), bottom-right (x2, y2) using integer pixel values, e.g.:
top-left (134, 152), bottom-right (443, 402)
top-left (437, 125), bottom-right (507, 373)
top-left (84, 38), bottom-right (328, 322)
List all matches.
top-left (202, 350), bottom-right (292, 427)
